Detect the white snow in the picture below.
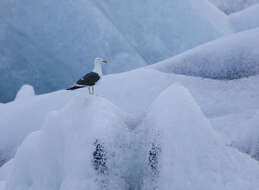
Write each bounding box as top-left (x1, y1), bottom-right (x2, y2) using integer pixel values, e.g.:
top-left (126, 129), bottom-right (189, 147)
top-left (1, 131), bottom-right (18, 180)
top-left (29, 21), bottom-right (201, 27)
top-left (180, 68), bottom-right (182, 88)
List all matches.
top-left (15, 85), bottom-right (35, 101)
top-left (231, 110), bottom-right (259, 160)
top-left (151, 28), bottom-right (259, 79)
top-left (1, 0), bottom-right (259, 189)
top-left (6, 95), bottom-right (133, 190)
top-left (0, 159), bottom-right (13, 190)
top-left (2, 67), bottom-right (259, 168)
top-left (2, 82), bottom-right (259, 190)
top-left (229, 4), bottom-right (259, 32)
top-left (0, 90), bottom-right (72, 167)
top-left (0, 68), bottom-right (172, 166)
top-left (0, 182), bottom-right (6, 190)
top-left (0, 160), bottom-right (13, 182)
top-left (138, 84), bottom-right (259, 189)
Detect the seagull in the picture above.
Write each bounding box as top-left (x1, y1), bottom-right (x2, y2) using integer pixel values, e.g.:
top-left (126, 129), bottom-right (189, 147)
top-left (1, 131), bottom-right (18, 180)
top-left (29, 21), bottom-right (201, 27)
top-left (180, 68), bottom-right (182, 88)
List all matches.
top-left (67, 58), bottom-right (107, 95)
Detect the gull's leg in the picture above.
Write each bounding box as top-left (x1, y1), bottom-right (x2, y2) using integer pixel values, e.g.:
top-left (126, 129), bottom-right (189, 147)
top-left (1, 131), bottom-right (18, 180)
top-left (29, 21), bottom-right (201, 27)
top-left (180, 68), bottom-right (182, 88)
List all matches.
top-left (90, 86), bottom-right (94, 95)
top-left (88, 86), bottom-right (91, 95)
top-left (92, 86), bottom-right (95, 95)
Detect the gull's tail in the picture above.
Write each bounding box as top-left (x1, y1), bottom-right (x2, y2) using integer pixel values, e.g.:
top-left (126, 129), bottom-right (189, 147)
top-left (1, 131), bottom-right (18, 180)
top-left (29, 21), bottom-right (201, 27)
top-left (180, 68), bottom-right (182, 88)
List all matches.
top-left (66, 85), bottom-right (85, 90)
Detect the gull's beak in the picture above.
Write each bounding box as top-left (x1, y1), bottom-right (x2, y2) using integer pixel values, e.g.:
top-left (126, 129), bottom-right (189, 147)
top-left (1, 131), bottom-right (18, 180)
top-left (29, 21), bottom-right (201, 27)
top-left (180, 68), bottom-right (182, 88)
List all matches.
top-left (102, 60), bottom-right (107, 64)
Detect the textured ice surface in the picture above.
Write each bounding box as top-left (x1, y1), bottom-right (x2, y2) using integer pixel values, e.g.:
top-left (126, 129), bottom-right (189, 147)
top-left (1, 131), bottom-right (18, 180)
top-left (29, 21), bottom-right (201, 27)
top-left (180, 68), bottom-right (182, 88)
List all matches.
top-left (209, 0), bottom-right (259, 14)
top-left (229, 4), bottom-right (259, 32)
top-left (139, 84), bottom-right (259, 190)
top-left (1, 0), bottom-right (259, 189)
top-left (6, 95), bottom-right (132, 190)
top-left (95, 0), bottom-right (231, 64)
top-left (0, 0), bottom-right (146, 103)
top-left (2, 83), bottom-right (259, 190)
top-left (0, 0), bottom-right (231, 103)
top-left (2, 68), bottom-right (259, 168)
top-left (232, 111), bottom-right (259, 161)
top-left (152, 28), bottom-right (259, 79)
top-left (0, 90), bottom-right (72, 167)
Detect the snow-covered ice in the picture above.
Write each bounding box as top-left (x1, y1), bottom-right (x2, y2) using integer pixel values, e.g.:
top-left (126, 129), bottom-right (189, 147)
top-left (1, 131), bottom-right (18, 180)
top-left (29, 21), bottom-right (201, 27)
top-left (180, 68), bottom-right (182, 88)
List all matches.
top-left (209, 0), bottom-right (259, 14)
top-left (0, 89), bottom-right (72, 167)
top-left (1, 37), bottom-right (259, 189)
top-left (5, 95), bottom-right (133, 190)
top-left (15, 85), bottom-right (35, 101)
top-left (0, 0), bottom-right (233, 103)
top-left (0, 182), bottom-right (6, 190)
top-left (0, 159), bottom-right (13, 190)
top-left (232, 110), bottom-right (259, 160)
top-left (1, 67), bottom-right (259, 169)
top-left (152, 28), bottom-right (259, 79)
top-left (2, 82), bottom-right (259, 190)
top-left (0, 68), bottom-right (172, 166)
top-left (139, 84), bottom-right (259, 190)
top-left (1, 0), bottom-right (259, 189)
top-left (229, 4), bottom-right (259, 32)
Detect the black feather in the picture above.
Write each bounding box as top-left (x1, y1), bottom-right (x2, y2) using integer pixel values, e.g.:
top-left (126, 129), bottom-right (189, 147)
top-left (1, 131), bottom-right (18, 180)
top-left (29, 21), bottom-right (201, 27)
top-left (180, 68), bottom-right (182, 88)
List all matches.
top-left (66, 86), bottom-right (85, 90)
top-left (77, 72), bottom-right (100, 86)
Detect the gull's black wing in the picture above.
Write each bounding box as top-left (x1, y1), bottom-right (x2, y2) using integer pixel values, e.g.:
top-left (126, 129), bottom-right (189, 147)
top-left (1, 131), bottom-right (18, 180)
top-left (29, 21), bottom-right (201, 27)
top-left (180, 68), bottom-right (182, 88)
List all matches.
top-left (77, 72), bottom-right (100, 86)
top-left (66, 86), bottom-right (85, 90)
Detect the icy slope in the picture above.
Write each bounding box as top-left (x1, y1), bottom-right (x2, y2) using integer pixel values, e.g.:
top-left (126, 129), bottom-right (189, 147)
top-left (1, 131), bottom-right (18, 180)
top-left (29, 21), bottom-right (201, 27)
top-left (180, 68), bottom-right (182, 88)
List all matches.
top-left (14, 85), bottom-right (35, 101)
top-left (2, 84), bottom-right (259, 190)
top-left (232, 110), bottom-right (259, 161)
top-left (5, 95), bottom-right (133, 190)
top-left (0, 69), bottom-right (174, 166)
top-left (209, 0), bottom-right (259, 14)
top-left (0, 159), bottom-right (12, 190)
top-left (0, 86), bottom-right (72, 166)
top-left (2, 68), bottom-right (259, 168)
top-left (139, 84), bottom-right (259, 190)
top-left (152, 28), bottom-right (259, 79)
top-left (229, 4), bottom-right (259, 32)
top-left (0, 0), bottom-right (232, 103)
top-left (0, 0), bottom-right (146, 103)
top-left (95, 0), bottom-right (231, 64)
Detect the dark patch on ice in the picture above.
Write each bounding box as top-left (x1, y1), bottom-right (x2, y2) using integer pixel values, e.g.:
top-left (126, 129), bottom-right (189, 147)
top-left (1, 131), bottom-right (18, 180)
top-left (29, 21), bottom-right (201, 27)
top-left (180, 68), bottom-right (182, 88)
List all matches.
top-left (0, 156), bottom-right (7, 167)
top-left (148, 143), bottom-right (161, 176)
top-left (92, 140), bottom-right (108, 175)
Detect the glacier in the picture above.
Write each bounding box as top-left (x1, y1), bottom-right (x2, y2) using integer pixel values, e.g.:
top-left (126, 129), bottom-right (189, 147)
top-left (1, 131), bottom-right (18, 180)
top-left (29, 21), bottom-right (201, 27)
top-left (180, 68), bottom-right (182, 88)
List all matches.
top-left (1, 82), bottom-right (259, 190)
top-left (229, 4), bottom-right (259, 32)
top-left (5, 95), bottom-right (133, 190)
top-left (0, 0), bottom-right (146, 103)
top-left (94, 0), bottom-right (231, 64)
top-left (1, 0), bottom-right (259, 189)
top-left (139, 84), bottom-right (259, 190)
top-left (152, 28), bottom-right (259, 80)
top-left (1, 67), bottom-right (259, 183)
top-left (0, 0), bottom-right (231, 103)
top-left (2, 67), bottom-right (259, 166)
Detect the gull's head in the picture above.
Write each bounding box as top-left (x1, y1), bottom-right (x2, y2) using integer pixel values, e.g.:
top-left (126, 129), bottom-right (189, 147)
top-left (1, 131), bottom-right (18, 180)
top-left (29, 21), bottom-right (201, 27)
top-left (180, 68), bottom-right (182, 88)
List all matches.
top-left (95, 58), bottom-right (107, 65)
top-left (93, 58), bottom-right (107, 76)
